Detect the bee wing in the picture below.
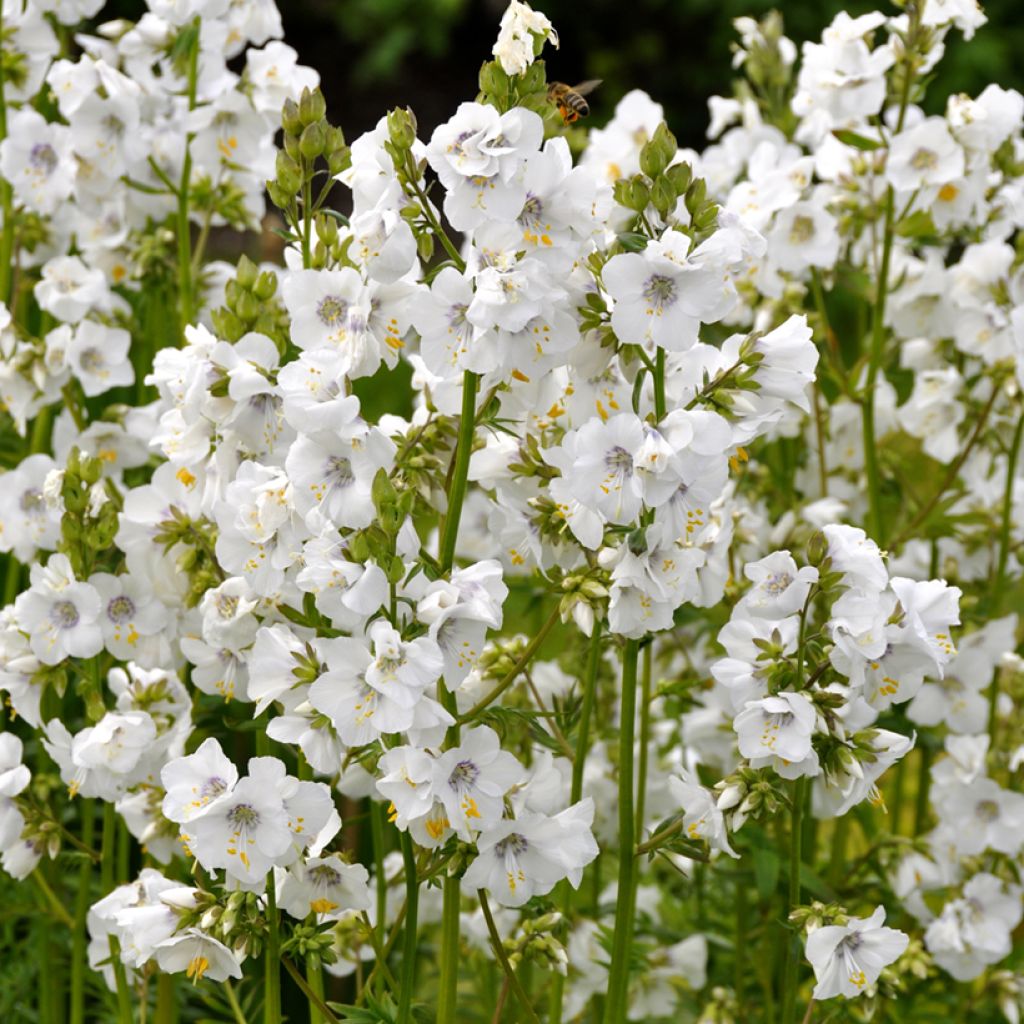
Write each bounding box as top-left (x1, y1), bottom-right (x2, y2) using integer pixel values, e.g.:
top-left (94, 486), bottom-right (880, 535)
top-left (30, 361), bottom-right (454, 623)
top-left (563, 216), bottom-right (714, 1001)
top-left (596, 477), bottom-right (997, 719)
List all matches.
top-left (571, 80), bottom-right (602, 98)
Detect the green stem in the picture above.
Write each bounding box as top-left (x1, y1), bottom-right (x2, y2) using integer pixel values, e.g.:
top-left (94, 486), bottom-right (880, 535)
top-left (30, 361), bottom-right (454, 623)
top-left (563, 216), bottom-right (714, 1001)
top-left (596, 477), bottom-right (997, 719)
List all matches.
top-left (70, 800), bottom-right (96, 1024)
top-left (634, 645), bottom-right (653, 846)
top-left (435, 875), bottom-right (462, 1024)
top-left (154, 972), bottom-right (178, 1024)
top-left (224, 981), bottom-right (249, 1024)
top-left (828, 816), bottom-right (849, 891)
top-left (439, 370), bottom-right (480, 573)
top-left (458, 603), bottom-right (561, 723)
top-left (913, 746), bottom-right (933, 836)
top-left (281, 958), bottom-right (341, 1024)
top-left (396, 832), bottom-right (419, 1024)
top-left (264, 880), bottom-right (282, 1024)
top-left (603, 638), bottom-right (640, 1024)
top-left (653, 348), bottom-right (666, 421)
top-left (109, 935), bottom-right (134, 1024)
top-left (479, 891), bottom-right (541, 1024)
top-left (306, 957), bottom-right (325, 1024)
top-left (176, 20), bottom-right (200, 336)
top-left (369, 800), bottom-right (387, 949)
top-left (101, 801), bottom-right (116, 894)
top-left (0, 1), bottom-right (14, 309)
top-left (549, 623), bottom-right (604, 1024)
top-left (993, 408), bottom-right (1024, 612)
top-left (780, 777), bottom-right (808, 1024)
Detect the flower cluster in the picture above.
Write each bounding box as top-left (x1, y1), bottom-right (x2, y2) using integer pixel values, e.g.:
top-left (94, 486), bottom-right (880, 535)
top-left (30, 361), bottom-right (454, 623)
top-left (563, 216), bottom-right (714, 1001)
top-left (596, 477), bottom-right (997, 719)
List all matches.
top-left (0, 0), bottom-right (1022, 1022)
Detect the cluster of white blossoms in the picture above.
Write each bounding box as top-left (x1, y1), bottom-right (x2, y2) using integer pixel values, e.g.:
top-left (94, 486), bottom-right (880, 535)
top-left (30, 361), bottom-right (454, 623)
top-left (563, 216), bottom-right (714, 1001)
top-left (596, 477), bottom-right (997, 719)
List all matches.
top-left (0, 0), bottom-right (1023, 1021)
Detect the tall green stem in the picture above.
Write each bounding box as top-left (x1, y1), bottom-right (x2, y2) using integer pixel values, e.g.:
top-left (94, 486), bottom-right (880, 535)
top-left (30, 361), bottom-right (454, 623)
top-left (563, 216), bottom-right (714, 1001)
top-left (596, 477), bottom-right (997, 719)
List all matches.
top-left (0, 2), bottom-right (14, 308)
top-left (264, 879), bottom-right (282, 1024)
top-left (154, 972), bottom-right (178, 1024)
top-left (549, 623), bottom-right (604, 1024)
top-left (653, 348), bottom-right (666, 421)
top-left (396, 832), bottom-right (419, 1024)
top-left (70, 800), bottom-right (96, 1024)
top-left (780, 777), bottom-right (808, 1023)
top-left (439, 370), bottom-right (480, 573)
top-left (176, 20), bottom-right (200, 336)
top-left (603, 638), bottom-right (640, 1024)
top-left (435, 875), bottom-right (462, 1024)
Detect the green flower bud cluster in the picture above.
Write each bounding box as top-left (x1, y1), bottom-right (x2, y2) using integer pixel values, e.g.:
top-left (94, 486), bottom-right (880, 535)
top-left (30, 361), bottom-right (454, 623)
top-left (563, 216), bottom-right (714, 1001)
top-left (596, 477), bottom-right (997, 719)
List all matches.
top-left (58, 447), bottom-right (120, 578)
top-left (503, 910), bottom-right (569, 975)
top-left (789, 900), bottom-right (850, 933)
top-left (477, 59), bottom-right (550, 118)
top-left (713, 766), bottom-right (786, 831)
top-left (186, 888), bottom-right (269, 961)
top-left (153, 504), bottom-right (225, 607)
top-left (210, 253), bottom-right (288, 350)
top-left (696, 987), bottom-right (739, 1024)
top-left (730, 12), bottom-right (797, 135)
top-left (281, 918), bottom-right (340, 968)
top-left (556, 569), bottom-right (610, 631)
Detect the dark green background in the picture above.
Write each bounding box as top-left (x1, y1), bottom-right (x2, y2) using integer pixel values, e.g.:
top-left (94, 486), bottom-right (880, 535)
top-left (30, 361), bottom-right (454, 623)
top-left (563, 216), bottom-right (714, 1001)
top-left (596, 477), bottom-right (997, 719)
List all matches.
top-left (102, 0), bottom-right (1024, 145)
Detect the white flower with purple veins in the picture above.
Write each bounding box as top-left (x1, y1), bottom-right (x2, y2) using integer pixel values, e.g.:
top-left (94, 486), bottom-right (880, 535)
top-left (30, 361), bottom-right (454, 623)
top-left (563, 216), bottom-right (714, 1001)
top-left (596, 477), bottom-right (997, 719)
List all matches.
top-left (0, 109), bottom-right (76, 215)
top-left (376, 746), bottom-right (437, 831)
top-left (287, 425), bottom-right (395, 532)
top-left (667, 773), bottom-right (737, 857)
top-left (34, 256), bottom-right (111, 323)
top-left (886, 116), bottom-right (965, 194)
top-left (813, 729), bottom-right (914, 819)
top-left (740, 551), bottom-right (819, 620)
top-left (604, 229), bottom-right (737, 352)
top-left (806, 906), bottom-right (909, 999)
top-left (198, 576), bottom-right (260, 651)
top-left (734, 691), bottom-right (820, 778)
top-left (160, 737), bottom-right (239, 825)
top-left (413, 267), bottom-right (479, 380)
top-left (822, 523), bottom-right (889, 594)
top-left (426, 103), bottom-right (543, 232)
top-left (463, 799), bottom-right (598, 908)
top-left (934, 776), bottom-right (1024, 856)
top-left (295, 532), bottom-right (389, 629)
top-left (365, 620), bottom-right (444, 704)
top-left (889, 576), bottom-right (961, 673)
top-left (0, 453), bottom-right (61, 559)
top-left (67, 321), bottom-right (135, 397)
top-left (184, 774), bottom-right (293, 884)
top-left (14, 554), bottom-right (104, 666)
top-left (278, 855), bottom-right (373, 920)
top-left (281, 266), bottom-right (364, 349)
top-left (89, 572), bottom-right (168, 661)
top-left (431, 726), bottom-right (524, 839)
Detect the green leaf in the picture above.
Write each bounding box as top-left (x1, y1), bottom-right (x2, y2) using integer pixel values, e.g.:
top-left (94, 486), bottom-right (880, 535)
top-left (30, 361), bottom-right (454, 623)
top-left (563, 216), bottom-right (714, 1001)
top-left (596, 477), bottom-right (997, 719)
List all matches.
top-left (831, 129), bottom-right (882, 151)
top-left (752, 846), bottom-right (780, 901)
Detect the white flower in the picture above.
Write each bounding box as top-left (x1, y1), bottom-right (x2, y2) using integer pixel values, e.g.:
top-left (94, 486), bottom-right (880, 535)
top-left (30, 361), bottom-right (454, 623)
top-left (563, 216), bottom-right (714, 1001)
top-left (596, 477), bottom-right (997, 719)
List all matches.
top-left (67, 321), bottom-right (135, 397)
top-left (161, 737), bottom-right (239, 824)
top-left (154, 928), bottom-right (243, 983)
top-left (278, 855), bottom-right (373, 920)
top-left (886, 117), bottom-right (965, 193)
top-left (14, 555), bottom-right (104, 665)
top-left (667, 773), bottom-right (737, 857)
top-left (734, 691), bottom-right (819, 778)
top-left (806, 906), bottom-right (909, 999)
top-left (492, 1), bottom-right (558, 77)
top-left (34, 256), bottom-right (111, 323)
top-left (462, 799), bottom-right (598, 907)
top-left (0, 109), bottom-right (76, 215)
top-left (739, 551), bottom-right (818, 620)
top-left (431, 726), bottom-right (524, 839)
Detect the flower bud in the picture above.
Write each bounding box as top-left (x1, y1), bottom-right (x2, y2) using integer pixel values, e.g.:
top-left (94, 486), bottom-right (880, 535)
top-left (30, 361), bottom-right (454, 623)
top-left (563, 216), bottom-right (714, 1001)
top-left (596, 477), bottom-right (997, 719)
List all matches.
top-left (281, 98), bottom-right (302, 136)
top-left (299, 121), bottom-right (327, 160)
top-left (386, 107), bottom-right (418, 151)
top-left (298, 86), bottom-right (326, 126)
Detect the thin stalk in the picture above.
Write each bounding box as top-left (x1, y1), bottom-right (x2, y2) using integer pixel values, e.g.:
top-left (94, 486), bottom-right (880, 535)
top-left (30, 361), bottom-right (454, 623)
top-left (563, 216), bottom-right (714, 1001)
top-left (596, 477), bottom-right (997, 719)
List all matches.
top-left (603, 638), bottom-right (640, 1024)
top-left (154, 972), bottom-right (178, 1024)
top-left (369, 800), bottom-right (388, 948)
top-left (435, 875), bottom-right (462, 1024)
top-left (913, 746), bottom-right (933, 836)
top-left (281, 959), bottom-right (342, 1024)
top-left (175, 20), bottom-right (200, 335)
top-left (653, 348), bottom-right (666, 421)
top-left (0, 0), bottom-right (14, 307)
top-left (828, 816), bottom-right (849, 890)
top-left (70, 799), bottom-right (96, 1024)
top-left (549, 623), bottom-right (604, 1024)
top-left (264, 880), bottom-right (282, 1024)
top-left (479, 891), bottom-right (541, 1024)
top-left (458, 603), bottom-right (561, 723)
top-left (305, 958), bottom-right (326, 1024)
top-left (33, 868), bottom-right (74, 927)
top-left (634, 645), bottom-right (653, 846)
top-left (224, 981), bottom-right (249, 1024)
top-left (993, 408), bottom-right (1024, 612)
top-left (780, 777), bottom-right (808, 1024)
top-left (396, 832), bottom-right (419, 1024)
top-left (438, 370), bottom-right (480, 572)
top-left (101, 801), bottom-right (116, 894)
top-left (734, 874), bottom-right (747, 1015)
top-left (109, 935), bottom-right (134, 1024)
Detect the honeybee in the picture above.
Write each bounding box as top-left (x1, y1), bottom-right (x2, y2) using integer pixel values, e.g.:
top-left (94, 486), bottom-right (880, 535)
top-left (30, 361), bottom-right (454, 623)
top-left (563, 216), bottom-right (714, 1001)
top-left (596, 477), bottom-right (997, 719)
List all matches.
top-left (547, 80), bottom-right (602, 125)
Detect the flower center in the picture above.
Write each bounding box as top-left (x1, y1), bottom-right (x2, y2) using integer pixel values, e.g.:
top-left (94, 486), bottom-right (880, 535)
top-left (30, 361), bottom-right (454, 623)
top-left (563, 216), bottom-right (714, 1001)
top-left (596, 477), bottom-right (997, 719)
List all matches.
top-left (975, 799), bottom-right (999, 822)
top-left (308, 864), bottom-right (343, 887)
top-left (316, 295), bottom-right (347, 327)
top-left (448, 759), bottom-right (480, 791)
top-left (326, 455), bottom-right (354, 486)
top-left (29, 143), bottom-right (58, 175)
top-left (605, 446), bottom-right (634, 476)
top-left (19, 487), bottom-right (44, 513)
top-left (227, 803), bottom-right (261, 829)
top-left (107, 595), bottom-right (136, 624)
top-left (50, 600), bottom-right (79, 628)
top-left (762, 572), bottom-right (793, 596)
top-left (910, 147), bottom-right (938, 171)
top-left (494, 833), bottom-right (529, 857)
top-left (642, 274), bottom-right (677, 309)
top-left (788, 215), bottom-right (816, 244)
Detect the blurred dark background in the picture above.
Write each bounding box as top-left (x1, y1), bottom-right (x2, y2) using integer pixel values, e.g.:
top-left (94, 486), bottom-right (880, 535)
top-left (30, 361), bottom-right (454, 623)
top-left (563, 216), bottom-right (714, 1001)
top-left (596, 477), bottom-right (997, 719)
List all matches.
top-left (98, 0), bottom-right (1024, 147)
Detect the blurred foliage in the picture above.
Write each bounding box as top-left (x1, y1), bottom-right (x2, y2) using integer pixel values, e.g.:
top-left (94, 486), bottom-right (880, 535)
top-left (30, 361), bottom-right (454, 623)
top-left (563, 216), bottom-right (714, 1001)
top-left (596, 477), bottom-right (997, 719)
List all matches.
top-left (97, 0), bottom-right (1024, 145)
